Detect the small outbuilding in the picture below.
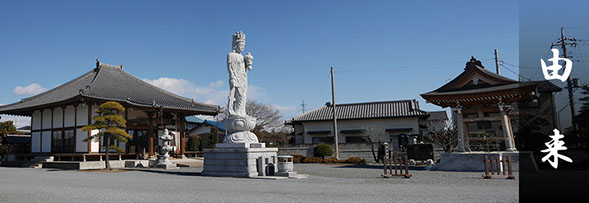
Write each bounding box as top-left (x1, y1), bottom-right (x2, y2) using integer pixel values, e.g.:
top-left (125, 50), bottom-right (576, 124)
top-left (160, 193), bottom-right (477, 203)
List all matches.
top-left (287, 100), bottom-right (430, 151)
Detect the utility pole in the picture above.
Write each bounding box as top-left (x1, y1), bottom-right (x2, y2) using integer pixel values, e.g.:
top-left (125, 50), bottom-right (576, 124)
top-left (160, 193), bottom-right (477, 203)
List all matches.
top-left (494, 49), bottom-right (500, 75)
top-left (301, 99), bottom-right (306, 113)
top-left (554, 27), bottom-right (579, 134)
top-left (330, 66), bottom-right (340, 160)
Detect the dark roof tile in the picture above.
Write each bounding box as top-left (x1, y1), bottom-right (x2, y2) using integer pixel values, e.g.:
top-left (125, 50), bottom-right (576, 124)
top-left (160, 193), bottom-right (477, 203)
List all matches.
top-left (0, 62), bottom-right (220, 116)
top-left (289, 100), bottom-right (428, 122)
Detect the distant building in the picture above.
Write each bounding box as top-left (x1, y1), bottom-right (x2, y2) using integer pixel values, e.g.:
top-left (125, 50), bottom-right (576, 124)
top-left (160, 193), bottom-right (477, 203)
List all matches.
top-left (17, 126), bottom-right (31, 135)
top-left (1, 134), bottom-right (31, 154)
top-left (186, 117), bottom-right (226, 143)
top-left (287, 100), bottom-right (430, 151)
top-left (419, 111), bottom-right (449, 137)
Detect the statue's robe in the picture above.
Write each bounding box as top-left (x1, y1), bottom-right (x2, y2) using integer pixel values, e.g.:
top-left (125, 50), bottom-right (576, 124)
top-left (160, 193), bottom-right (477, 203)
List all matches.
top-left (227, 52), bottom-right (248, 116)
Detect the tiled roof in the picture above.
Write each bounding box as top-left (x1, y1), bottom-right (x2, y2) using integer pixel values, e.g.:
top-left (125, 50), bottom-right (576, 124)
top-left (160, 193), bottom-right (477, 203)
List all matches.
top-left (524, 80), bottom-right (562, 92)
top-left (289, 100), bottom-right (429, 122)
top-left (0, 61), bottom-right (220, 116)
top-left (3, 134), bottom-right (31, 144)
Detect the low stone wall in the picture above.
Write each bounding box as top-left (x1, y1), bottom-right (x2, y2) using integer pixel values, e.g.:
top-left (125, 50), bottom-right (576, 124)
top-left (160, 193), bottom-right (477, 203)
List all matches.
top-left (430, 151), bottom-right (535, 172)
top-left (279, 143), bottom-right (448, 163)
top-left (278, 143), bottom-right (375, 161)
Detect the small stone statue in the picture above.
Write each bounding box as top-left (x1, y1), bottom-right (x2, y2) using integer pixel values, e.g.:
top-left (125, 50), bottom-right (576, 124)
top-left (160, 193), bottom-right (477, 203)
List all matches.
top-left (156, 129), bottom-right (178, 169)
top-left (223, 31), bottom-right (259, 144)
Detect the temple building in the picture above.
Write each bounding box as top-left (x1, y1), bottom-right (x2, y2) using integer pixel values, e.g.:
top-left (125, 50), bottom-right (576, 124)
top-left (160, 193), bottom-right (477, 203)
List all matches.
top-left (421, 57), bottom-right (561, 152)
top-left (0, 61), bottom-right (220, 160)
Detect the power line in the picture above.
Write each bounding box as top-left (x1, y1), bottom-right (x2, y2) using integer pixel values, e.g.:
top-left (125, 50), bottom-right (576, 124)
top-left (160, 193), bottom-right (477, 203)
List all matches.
top-left (335, 58), bottom-right (495, 73)
top-left (500, 61), bottom-right (537, 70)
top-left (499, 64), bottom-right (530, 81)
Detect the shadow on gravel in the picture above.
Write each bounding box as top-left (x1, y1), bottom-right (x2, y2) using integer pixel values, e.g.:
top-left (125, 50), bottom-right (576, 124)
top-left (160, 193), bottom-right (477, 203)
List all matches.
top-left (125, 169), bottom-right (203, 176)
top-left (46, 169), bottom-right (77, 171)
top-left (336, 164), bottom-right (430, 171)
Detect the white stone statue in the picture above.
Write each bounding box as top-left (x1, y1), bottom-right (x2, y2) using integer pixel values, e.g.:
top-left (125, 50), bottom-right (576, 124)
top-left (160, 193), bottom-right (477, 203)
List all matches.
top-left (223, 31), bottom-right (259, 144)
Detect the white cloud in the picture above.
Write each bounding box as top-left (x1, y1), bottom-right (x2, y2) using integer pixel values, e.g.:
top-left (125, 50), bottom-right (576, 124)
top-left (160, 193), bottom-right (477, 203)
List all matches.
top-left (143, 77), bottom-right (229, 106)
top-left (143, 77), bottom-right (296, 122)
top-left (0, 115), bottom-right (31, 128)
top-left (247, 85), bottom-right (268, 100)
top-left (13, 83), bottom-right (47, 96)
top-left (272, 104), bottom-right (296, 113)
top-left (208, 80), bottom-right (224, 88)
top-left (142, 78), bottom-right (192, 95)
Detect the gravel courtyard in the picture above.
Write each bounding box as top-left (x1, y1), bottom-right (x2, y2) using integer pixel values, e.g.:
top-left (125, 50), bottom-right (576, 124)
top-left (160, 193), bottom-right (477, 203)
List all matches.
top-left (0, 164), bottom-right (518, 203)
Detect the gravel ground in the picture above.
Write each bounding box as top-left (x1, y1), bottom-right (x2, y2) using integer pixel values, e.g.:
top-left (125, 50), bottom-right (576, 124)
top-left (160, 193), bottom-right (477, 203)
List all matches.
top-left (0, 164), bottom-right (518, 203)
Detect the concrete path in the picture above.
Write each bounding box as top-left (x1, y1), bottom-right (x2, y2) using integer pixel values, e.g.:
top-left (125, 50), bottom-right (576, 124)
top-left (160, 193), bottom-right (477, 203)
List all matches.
top-left (171, 157), bottom-right (203, 168)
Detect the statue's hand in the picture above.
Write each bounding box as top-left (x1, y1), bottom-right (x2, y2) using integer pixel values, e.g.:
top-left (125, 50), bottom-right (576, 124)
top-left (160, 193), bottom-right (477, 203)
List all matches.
top-left (245, 53), bottom-right (253, 61)
top-left (245, 53), bottom-right (253, 71)
top-left (229, 78), bottom-right (236, 86)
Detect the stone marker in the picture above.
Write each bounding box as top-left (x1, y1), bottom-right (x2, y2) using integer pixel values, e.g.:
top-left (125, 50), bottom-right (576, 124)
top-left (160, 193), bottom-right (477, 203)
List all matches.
top-left (155, 129), bottom-right (179, 169)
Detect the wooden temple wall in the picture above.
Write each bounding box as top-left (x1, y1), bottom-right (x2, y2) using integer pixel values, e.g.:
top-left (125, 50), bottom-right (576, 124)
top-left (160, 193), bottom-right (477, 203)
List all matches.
top-left (30, 104), bottom-right (104, 154)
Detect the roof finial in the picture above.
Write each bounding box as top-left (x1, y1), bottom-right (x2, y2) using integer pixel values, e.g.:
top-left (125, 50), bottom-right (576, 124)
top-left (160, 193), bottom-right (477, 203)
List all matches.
top-left (466, 56), bottom-right (484, 69)
top-left (96, 59), bottom-right (101, 69)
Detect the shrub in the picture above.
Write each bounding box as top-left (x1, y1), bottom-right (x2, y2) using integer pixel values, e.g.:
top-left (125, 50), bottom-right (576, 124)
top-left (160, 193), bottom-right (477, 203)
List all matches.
top-left (302, 157), bottom-right (323, 163)
top-left (313, 144), bottom-right (333, 158)
top-left (187, 135), bottom-right (201, 151)
top-left (323, 157), bottom-right (339, 163)
top-left (339, 157), bottom-right (366, 164)
top-left (291, 154), bottom-right (305, 163)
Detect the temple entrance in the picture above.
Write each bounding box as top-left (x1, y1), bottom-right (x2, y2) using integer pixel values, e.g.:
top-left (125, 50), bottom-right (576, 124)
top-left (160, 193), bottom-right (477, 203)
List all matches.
top-left (51, 129), bottom-right (75, 153)
top-left (127, 130), bottom-right (149, 155)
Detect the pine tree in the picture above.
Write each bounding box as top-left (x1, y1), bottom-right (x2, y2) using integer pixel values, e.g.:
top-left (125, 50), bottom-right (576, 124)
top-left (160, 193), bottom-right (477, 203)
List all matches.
top-left (187, 135), bottom-right (201, 151)
top-left (207, 127), bottom-right (219, 148)
top-left (81, 101), bottom-right (132, 170)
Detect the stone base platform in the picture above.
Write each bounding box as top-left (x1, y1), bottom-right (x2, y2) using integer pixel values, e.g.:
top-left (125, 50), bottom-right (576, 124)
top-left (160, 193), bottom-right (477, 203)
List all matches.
top-left (202, 143), bottom-right (278, 177)
top-left (155, 162), bottom-right (179, 169)
top-left (276, 171), bottom-right (308, 179)
top-left (431, 151), bottom-right (537, 172)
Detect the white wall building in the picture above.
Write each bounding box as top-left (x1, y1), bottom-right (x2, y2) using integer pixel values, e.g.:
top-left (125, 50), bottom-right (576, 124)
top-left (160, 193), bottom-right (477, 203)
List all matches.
top-left (287, 100), bottom-right (430, 150)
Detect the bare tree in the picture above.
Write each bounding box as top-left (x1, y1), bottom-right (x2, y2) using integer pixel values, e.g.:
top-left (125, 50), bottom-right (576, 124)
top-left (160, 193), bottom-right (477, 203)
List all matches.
top-left (361, 122), bottom-right (386, 163)
top-left (424, 119), bottom-right (457, 152)
top-left (220, 99), bottom-right (285, 132)
top-left (220, 99), bottom-right (288, 142)
top-left (245, 100), bottom-right (284, 132)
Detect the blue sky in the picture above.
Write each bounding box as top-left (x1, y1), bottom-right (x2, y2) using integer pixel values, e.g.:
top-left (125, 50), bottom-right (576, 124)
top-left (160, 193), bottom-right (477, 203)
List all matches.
top-left (0, 1), bottom-right (519, 126)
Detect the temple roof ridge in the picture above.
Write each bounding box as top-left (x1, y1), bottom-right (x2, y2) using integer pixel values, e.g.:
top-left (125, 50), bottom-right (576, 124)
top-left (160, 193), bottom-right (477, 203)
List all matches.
top-left (0, 61), bottom-right (220, 116)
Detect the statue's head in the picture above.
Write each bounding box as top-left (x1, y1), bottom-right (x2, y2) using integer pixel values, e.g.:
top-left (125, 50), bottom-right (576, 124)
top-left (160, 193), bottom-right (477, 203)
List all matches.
top-left (232, 31), bottom-right (246, 53)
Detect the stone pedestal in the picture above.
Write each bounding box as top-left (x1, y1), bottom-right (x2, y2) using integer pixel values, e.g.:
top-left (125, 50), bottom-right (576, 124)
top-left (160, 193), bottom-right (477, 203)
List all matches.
top-left (202, 143), bottom-right (278, 177)
top-left (155, 155), bottom-right (179, 169)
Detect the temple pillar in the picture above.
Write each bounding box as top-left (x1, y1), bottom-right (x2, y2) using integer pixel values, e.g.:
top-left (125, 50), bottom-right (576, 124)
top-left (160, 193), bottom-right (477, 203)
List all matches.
top-left (498, 102), bottom-right (516, 152)
top-left (452, 106), bottom-right (466, 152)
top-left (147, 112), bottom-right (154, 158)
top-left (177, 114), bottom-right (186, 158)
